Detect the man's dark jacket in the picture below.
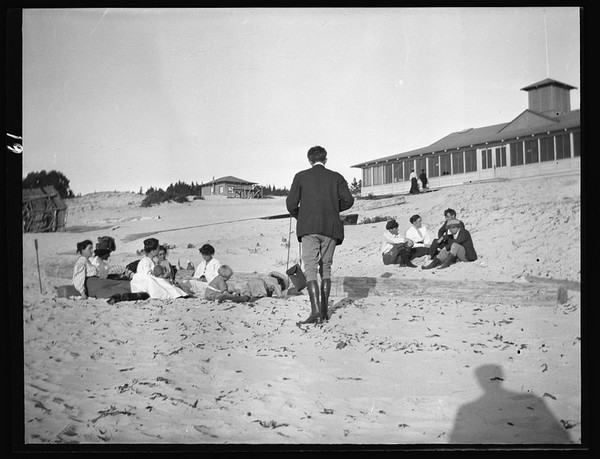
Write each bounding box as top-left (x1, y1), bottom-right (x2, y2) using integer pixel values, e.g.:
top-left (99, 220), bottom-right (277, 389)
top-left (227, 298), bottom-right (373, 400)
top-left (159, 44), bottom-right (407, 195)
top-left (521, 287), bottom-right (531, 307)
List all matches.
top-left (451, 228), bottom-right (478, 261)
top-left (286, 164), bottom-right (354, 245)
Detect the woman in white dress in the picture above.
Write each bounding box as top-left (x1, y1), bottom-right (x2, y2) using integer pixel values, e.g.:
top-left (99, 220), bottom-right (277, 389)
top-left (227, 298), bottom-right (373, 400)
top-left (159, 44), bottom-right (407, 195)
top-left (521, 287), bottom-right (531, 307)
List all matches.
top-left (131, 238), bottom-right (188, 299)
top-left (181, 243), bottom-right (222, 295)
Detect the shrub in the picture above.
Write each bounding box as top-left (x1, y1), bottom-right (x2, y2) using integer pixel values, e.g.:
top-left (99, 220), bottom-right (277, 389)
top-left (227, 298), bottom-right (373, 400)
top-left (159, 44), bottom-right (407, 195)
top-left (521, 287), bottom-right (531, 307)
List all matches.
top-left (361, 215), bottom-right (394, 225)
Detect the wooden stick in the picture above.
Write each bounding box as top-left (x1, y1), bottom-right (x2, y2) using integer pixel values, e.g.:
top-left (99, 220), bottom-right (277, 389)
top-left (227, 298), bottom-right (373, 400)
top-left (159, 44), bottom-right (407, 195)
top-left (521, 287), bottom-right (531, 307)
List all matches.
top-left (34, 239), bottom-right (43, 294)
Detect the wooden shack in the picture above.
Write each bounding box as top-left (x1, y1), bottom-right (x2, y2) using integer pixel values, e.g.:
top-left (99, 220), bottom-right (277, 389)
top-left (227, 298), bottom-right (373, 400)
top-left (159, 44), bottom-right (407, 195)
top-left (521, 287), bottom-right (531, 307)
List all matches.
top-left (22, 186), bottom-right (67, 233)
top-left (201, 176), bottom-right (262, 198)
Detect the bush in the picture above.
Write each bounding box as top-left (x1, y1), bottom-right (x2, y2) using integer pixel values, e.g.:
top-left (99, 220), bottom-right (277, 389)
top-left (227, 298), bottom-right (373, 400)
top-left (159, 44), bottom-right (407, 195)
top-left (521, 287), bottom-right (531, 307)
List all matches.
top-left (361, 215), bottom-right (394, 224)
top-left (141, 181), bottom-right (204, 207)
top-left (22, 170), bottom-right (74, 199)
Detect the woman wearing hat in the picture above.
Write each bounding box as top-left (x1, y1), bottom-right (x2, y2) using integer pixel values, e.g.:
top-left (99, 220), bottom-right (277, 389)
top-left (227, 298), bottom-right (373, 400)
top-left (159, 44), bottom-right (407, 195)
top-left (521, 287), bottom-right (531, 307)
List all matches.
top-left (422, 219), bottom-right (477, 270)
top-left (381, 219), bottom-right (417, 268)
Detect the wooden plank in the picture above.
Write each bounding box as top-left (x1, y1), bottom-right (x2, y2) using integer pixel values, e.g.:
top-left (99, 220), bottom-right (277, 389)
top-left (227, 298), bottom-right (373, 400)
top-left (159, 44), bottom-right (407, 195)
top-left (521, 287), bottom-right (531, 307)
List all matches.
top-left (42, 262), bottom-right (564, 306)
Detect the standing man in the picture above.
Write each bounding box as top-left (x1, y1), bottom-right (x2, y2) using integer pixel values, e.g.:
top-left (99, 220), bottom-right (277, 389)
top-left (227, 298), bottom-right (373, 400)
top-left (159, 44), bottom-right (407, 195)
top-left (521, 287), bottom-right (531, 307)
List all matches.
top-left (419, 169), bottom-right (428, 190)
top-left (286, 146), bottom-right (355, 324)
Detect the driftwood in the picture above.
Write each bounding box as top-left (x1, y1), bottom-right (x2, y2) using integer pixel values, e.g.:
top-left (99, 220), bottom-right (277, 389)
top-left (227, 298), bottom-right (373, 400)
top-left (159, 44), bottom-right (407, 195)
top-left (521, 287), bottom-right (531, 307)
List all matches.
top-left (43, 261), bottom-right (566, 306)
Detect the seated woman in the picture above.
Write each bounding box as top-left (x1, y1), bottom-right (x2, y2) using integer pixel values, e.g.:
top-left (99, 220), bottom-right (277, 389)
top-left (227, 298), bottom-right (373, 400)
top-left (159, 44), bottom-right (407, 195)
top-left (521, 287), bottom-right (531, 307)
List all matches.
top-left (130, 238), bottom-right (188, 299)
top-left (152, 245), bottom-right (177, 282)
top-left (73, 239), bottom-right (133, 300)
top-left (90, 248), bottom-right (132, 281)
top-left (180, 243), bottom-right (222, 295)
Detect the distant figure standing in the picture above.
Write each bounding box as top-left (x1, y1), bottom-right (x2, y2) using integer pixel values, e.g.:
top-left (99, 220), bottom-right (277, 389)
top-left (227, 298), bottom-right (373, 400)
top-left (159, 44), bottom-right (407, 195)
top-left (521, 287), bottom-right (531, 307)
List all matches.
top-left (419, 169), bottom-right (428, 190)
top-left (409, 169), bottom-right (420, 194)
top-left (286, 145), bottom-right (355, 324)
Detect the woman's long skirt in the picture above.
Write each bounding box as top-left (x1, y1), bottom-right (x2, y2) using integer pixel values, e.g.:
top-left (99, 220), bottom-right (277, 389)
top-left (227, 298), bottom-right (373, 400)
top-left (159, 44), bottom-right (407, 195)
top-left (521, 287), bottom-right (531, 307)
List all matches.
top-left (86, 276), bottom-right (131, 298)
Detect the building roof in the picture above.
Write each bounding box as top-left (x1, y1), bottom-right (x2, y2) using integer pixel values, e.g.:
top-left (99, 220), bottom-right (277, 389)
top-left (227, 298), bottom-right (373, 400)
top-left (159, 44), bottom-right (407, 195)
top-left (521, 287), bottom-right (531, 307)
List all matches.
top-left (351, 109), bottom-right (580, 168)
top-left (520, 78), bottom-right (577, 91)
top-left (202, 176), bottom-right (257, 186)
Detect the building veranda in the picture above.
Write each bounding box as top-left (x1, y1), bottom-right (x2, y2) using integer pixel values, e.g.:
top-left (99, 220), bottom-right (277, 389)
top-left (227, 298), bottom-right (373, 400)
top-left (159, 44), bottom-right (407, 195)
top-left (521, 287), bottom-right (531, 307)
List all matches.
top-left (352, 78), bottom-right (580, 196)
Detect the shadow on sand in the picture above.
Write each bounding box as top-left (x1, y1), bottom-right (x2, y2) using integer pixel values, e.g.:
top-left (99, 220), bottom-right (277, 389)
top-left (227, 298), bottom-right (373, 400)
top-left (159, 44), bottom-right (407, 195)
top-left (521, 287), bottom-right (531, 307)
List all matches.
top-left (448, 364), bottom-right (573, 445)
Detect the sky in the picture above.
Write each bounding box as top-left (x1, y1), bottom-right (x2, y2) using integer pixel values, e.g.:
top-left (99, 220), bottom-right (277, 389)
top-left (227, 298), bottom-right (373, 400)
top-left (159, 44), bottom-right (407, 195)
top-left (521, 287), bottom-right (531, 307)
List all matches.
top-left (21, 7), bottom-right (581, 196)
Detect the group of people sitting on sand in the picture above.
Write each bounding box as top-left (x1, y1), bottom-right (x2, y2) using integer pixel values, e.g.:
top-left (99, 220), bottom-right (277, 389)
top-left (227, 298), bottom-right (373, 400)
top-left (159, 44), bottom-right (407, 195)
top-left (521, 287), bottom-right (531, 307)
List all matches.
top-left (71, 237), bottom-right (287, 304)
top-left (381, 208), bottom-right (477, 270)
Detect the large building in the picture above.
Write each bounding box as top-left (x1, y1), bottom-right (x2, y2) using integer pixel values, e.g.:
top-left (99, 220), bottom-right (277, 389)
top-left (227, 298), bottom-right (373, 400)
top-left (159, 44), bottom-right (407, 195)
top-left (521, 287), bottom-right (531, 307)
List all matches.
top-left (352, 78), bottom-right (581, 196)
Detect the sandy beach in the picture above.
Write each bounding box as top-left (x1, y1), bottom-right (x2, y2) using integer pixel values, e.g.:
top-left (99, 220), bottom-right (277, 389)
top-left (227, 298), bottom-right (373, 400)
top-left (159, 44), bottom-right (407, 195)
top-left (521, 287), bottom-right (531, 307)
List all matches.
top-left (19, 173), bottom-right (582, 447)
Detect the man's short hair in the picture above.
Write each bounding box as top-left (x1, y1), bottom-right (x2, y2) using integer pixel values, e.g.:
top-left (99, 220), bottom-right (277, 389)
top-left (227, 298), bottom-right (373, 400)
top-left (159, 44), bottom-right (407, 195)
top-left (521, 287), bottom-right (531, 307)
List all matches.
top-left (409, 214), bottom-right (421, 224)
top-left (307, 146), bottom-right (327, 163)
top-left (444, 208), bottom-right (456, 217)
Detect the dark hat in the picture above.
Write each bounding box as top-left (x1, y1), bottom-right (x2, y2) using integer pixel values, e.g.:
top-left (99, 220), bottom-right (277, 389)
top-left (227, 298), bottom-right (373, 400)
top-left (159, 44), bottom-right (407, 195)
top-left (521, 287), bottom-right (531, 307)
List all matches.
top-left (386, 219), bottom-right (399, 230)
top-left (199, 243), bottom-right (215, 255)
top-left (96, 236), bottom-right (116, 252)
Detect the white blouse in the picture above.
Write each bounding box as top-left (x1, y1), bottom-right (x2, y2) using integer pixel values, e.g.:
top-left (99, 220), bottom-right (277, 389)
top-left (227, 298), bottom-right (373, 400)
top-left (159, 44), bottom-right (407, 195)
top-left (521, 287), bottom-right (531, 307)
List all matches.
top-left (73, 256), bottom-right (98, 295)
top-left (192, 258), bottom-right (222, 283)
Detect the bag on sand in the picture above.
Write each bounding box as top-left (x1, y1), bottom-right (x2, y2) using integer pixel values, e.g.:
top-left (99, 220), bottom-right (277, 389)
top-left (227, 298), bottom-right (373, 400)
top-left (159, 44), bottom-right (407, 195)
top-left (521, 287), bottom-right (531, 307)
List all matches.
top-left (56, 285), bottom-right (81, 298)
top-left (286, 264), bottom-right (307, 292)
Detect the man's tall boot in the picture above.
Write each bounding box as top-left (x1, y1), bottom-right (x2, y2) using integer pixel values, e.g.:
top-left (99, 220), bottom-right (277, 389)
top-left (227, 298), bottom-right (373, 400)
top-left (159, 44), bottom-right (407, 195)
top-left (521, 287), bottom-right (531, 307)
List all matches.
top-left (320, 278), bottom-right (331, 322)
top-left (297, 280), bottom-right (321, 324)
top-left (422, 257), bottom-right (442, 270)
top-left (438, 254), bottom-right (457, 269)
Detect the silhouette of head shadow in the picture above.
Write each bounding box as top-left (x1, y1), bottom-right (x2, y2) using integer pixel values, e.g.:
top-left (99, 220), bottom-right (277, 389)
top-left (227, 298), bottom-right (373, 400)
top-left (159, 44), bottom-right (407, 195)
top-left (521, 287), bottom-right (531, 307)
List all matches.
top-left (448, 364), bottom-right (572, 444)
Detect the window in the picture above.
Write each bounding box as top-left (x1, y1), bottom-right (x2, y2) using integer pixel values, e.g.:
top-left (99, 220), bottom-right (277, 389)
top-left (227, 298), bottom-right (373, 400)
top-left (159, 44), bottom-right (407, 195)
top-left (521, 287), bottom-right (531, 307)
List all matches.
top-left (362, 167), bottom-right (371, 187)
top-left (465, 149), bottom-right (477, 172)
top-left (540, 137), bottom-right (554, 162)
top-left (452, 151), bottom-right (464, 174)
top-left (393, 162), bottom-right (403, 182)
top-left (481, 149), bottom-right (492, 169)
top-left (573, 131), bottom-right (580, 157)
top-left (524, 139), bottom-right (539, 164)
top-left (219, 185), bottom-right (224, 194)
top-left (556, 133), bottom-right (571, 160)
top-left (383, 164), bottom-right (393, 184)
top-left (439, 154), bottom-right (451, 175)
top-left (495, 146), bottom-right (507, 167)
top-left (373, 165), bottom-right (383, 185)
top-left (403, 160), bottom-right (413, 181)
top-left (510, 141), bottom-right (524, 166)
top-left (428, 155), bottom-right (440, 178)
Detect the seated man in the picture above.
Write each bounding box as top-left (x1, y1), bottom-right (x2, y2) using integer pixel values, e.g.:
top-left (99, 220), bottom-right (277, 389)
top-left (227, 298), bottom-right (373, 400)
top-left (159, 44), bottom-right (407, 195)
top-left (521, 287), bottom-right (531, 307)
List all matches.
top-left (405, 214), bottom-right (433, 260)
top-left (422, 219), bottom-right (477, 270)
top-left (381, 219), bottom-right (417, 268)
top-left (428, 208), bottom-right (465, 259)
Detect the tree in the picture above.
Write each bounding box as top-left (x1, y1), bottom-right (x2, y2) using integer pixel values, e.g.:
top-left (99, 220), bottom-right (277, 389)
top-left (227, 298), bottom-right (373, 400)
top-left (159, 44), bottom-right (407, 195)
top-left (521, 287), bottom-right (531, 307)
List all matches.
top-left (22, 169), bottom-right (74, 199)
top-left (349, 177), bottom-right (362, 195)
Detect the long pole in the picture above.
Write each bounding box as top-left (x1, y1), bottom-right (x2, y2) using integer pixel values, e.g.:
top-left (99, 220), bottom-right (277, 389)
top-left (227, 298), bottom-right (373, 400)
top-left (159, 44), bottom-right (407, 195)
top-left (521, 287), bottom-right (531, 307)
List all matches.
top-left (34, 239), bottom-right (43, 294)
top-left (286, 215), bottom-right (292, 273)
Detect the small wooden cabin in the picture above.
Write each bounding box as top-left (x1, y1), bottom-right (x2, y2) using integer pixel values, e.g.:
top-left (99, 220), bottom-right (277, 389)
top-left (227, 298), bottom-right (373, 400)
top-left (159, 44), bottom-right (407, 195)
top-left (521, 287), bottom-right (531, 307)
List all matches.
top-left (201, 176), bottom-right (262, 198)
top-left (22, 186), bottom-right (67, 232)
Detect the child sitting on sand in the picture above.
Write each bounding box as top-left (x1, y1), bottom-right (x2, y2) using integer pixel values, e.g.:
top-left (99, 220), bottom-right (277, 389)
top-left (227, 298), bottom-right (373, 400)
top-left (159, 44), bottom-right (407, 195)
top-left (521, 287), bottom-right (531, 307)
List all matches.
top-left (205, 265), bottom-right (251, 303)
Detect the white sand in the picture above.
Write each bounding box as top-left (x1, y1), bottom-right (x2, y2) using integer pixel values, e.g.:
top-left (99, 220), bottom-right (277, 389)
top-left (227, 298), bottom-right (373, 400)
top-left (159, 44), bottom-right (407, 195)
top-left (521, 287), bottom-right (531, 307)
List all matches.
top-left (22, 174), bottom-right (582, 445)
